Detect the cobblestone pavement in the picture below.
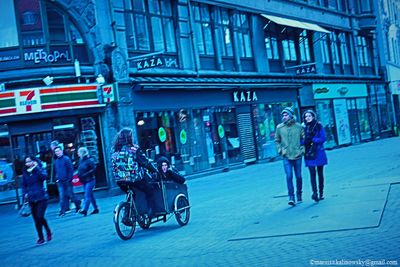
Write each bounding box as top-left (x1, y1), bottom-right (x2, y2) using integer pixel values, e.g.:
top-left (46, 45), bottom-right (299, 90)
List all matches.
top-left (0, 137), bottom-right (399, 267)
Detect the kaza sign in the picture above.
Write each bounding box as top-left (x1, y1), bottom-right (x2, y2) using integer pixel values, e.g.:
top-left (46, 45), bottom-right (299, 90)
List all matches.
top-left (295, 63), bottom-right (316, 75)
top-left (135, 56), bottom-right (164, 70)
top-left (233, 91), bottom-right (258, 102)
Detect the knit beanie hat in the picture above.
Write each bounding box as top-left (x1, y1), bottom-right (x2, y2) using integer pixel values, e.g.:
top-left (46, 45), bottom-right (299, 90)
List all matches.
top-left (303, 109), bottom-right (317, 121)
top-left (281, 107), bottom-right (294, 118)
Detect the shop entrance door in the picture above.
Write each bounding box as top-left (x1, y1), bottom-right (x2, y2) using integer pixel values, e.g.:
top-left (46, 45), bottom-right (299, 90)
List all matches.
top-left (346, 99), bottom-right (361, 144)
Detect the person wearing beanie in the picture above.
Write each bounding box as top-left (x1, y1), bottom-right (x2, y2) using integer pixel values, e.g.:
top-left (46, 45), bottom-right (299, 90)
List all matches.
top-left (302, 110), bottom-right (328, 202)
top-left (275, 106), bottom-right (305, 206)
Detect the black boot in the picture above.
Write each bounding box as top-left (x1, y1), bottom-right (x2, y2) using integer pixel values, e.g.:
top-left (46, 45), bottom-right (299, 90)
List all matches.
top-left (79, 210), bottom-right (87, 216)
top-left (319, 192), bottom-right (324, 200)
top-left (90, 209), bottom-right (99, 215)
top-left (312, 193), bottom-right (319, 202)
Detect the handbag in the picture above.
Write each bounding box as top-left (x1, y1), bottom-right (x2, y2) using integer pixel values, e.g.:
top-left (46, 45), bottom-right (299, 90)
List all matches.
top-left (305, 142), bottom-right (317, 160)
top-left (19, 202), bottom-right (31, 217)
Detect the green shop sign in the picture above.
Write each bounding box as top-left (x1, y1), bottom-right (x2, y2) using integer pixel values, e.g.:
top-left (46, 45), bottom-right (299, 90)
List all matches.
top-left (180, 129), bottom-right (187, 144)
top-left (158, 127), bottom-right (167, 142)
top-left (218, 125), bottom-right (225, 139)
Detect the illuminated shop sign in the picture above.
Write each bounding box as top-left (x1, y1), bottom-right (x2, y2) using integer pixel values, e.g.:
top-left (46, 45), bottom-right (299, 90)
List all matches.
top-left (233, 90), bottom-right (258, 102)
top-left (24, 48), bottom-right (72, 64)
top-left (0, 84), bottom-right (104, 117)
top-left (312, 84), bottom-right (367, 99)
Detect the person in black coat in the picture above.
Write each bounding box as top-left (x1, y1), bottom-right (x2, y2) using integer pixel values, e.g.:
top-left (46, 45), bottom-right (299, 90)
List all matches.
top-left (156, 157), bottom-right (185, 184)
top-left (22, 156), bottom-right (52, 245)
top-left (77, 147), bottom-right (99, 216)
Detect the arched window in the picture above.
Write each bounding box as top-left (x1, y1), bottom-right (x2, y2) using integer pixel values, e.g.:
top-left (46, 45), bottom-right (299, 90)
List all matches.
top-left (0, 0), bottom-right (90, 71)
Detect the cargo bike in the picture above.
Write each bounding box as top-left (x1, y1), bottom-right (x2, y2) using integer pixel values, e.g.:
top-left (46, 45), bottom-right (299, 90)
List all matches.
top-left (113, 172), bottom-right (191, 240)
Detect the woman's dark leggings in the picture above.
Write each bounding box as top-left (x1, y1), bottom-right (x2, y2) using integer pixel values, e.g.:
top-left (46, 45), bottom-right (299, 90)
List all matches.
top-left (31, 200), bottom-right (51, 240)
top-left (308, 166), bottom-right (324, 196)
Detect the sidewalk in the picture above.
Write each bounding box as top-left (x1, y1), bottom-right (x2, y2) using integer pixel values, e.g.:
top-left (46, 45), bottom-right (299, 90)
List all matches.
top-left (0, 137), bottom-right (399, 266)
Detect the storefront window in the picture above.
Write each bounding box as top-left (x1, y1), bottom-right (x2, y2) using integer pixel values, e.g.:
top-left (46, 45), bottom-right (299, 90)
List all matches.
top-left (136, 107), bottom-right (240, 175)
top-left (356, 98), bottom-right (371, 140)
top-left (315, 100), bottom-right (337, 148)
top-left (369, 85), bottom-right (393, 135)
top-left (252, 103), bottom-right (296, 160)
top-left (0, 125), bottom-right (15, 203)
top-left (347, 99), bottom-right (361, 144)
top-left (376, 85), bottom-right (392, 132)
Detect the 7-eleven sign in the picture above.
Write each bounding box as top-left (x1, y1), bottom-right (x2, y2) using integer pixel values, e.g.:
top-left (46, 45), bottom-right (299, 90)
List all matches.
top-left (102, 84), bottom-right (116, 103)
top-left (16, 88), bottom-right (41, 113)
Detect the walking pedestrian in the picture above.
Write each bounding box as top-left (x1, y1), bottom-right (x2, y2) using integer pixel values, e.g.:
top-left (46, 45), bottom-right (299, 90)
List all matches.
top-left (111, 128), bottom-right (158, 216)
top-left (22, 156), bottom-right (52, 245)
top-left (77, 147), bottom-right (99, 216)
top-left (303, 110), bottom-right (328, 201)
top-left (54, 146), bottom-right (81, 216)
top-left (275, 107), bottom-right (305, 206)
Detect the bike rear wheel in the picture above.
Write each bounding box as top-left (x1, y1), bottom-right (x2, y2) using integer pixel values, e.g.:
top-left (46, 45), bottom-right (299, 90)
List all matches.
top-left (114, 201), bottom-right (136, 240)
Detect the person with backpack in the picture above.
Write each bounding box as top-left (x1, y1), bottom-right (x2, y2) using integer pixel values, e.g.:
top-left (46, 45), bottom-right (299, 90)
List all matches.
top-left (111, 128), bottom-right (157, 215)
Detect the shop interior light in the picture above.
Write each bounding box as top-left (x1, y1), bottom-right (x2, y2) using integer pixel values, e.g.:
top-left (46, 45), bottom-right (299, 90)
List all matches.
top-left (53, 124), bottom-right (74, 130)
top-left (0, 131), bottom-right (9, 137)
top-left (137, 120), bottom-right (145, 126)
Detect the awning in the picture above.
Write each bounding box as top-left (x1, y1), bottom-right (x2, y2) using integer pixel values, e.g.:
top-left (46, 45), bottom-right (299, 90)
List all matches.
top-left (261, 14), bottom-right (330, 33)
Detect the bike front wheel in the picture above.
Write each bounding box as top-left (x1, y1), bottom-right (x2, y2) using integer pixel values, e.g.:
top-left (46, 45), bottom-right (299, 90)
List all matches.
top-left (114, 201), bottom-right (136, 240)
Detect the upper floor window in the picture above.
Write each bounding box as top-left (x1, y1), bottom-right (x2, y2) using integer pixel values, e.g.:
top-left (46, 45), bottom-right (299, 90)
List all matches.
top-left (321, 34), bottom-right (330, 63)
top-left (282, 39), bottom-right (297, 61)
top-left (265, 36), bottom-right (279, 60)
top-left (125, 0), bottom-right (176, 53)
top-left (215, 7), bottom-right (233, 57)
top-left (193, 3), bottom-right (214, 56)
top-left (338, 32), bottom-right (350, 65)
top-left (330, 33), bottom-right (340, 64)
top-left (233, 12), bottom-right (253, 58)
top-left (0, 0), bottom-right (89, 70)
top-left (357, 0), bottom-right (372, 13)
top-left (299, 30), bottom-right (311, 62)
top-left (0, 0), bottom-right (18, 48)
top-left (356, 36), bottom-right (372, 67)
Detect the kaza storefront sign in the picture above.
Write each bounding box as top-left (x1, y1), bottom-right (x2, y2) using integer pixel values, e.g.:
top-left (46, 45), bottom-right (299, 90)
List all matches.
top-left (312, 84), bottom-right (368, 99)
top-left (24, 48), bottom-right (72, 64)
top-left (136, 56), bottom-right (164, 70)
top-left (295, 63), bottom-right (316, 75)
top-left (0, 84), bottom-right (104, 117)
top-left (233, 90), bottom-right (258, 102)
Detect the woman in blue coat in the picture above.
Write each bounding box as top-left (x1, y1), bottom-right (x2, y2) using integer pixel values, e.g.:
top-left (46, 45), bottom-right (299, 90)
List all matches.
top-left (303, 110), bottom-right (328, 202)
top-left (22, 156), bottom-right (52, 245)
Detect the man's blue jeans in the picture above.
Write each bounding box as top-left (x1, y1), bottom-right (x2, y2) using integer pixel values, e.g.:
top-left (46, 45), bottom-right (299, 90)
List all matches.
top-left (57, 181), bottom-right (81, 213)
top-left (83, 179), bottom-right (98, 212)
top-left (283, 158), bottom-right (303, 199)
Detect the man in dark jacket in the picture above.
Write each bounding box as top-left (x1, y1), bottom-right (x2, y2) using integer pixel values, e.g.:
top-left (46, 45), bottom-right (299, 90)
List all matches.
top-left (54, 146), bottom-right (81, 216)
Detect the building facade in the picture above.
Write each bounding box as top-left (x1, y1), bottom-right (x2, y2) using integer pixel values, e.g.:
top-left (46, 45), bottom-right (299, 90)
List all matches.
top-left (374, 0), bottom-right (400, 135)
top-left (0, 0), bottom-right (396, 204)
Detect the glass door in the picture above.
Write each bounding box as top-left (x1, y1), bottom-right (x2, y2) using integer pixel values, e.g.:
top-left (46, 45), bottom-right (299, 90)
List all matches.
top-left (346, 99), bottom-right (361, 144)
